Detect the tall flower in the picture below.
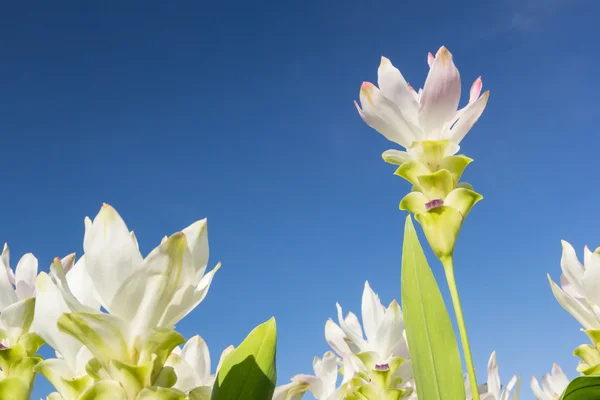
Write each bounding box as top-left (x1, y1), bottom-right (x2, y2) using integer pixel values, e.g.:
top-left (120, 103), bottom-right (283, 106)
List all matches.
top-left (530, 363), bottom-right (568, 400)
top-left (354, 46), bottom-right (489, 165)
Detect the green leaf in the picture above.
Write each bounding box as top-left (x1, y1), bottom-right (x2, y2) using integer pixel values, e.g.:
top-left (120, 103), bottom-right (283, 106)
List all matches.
top-left (211, 317), bottom-right (277, 400)
top-left (401, 215), bottom-right (465, 400)
top-left (559, 376), bottom-right (600, 399)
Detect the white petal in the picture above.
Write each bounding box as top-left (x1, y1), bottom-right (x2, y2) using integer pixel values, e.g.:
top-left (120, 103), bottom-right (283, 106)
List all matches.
top-left (427, 52), bottom-right (434, 68)
top-left (344, 312), bottom-right (364, 340)
top-left (325, 319), bottom-right (352, 356)
top-left (158, 263), bottom-right (220, 329)
top-left (1, 297), bottom-right (34, 343)
top-left (530, 376), bottom-right (550, 400)
top-left (445, 91), bottom-right (489, 144)
top-left (361, 281), bottom-right (385, 343)
top-left (33, 273), bottom-right (85, 373)
top-left (336, 303), bottom-right (368, 351)
top-left (180, 335), bottom-right (211, 384)
top-left (0, 257), bottom-right (17, 310)
top-left (560, 241), bottom-right (585, 296)
top-left (373, 300), bottom-right (401, 360)
top-left (15, 253), bottom-right (38, 299)
top-left (355, 82), bottom-right (419, 147)
top-left (272, 381), bottom-right (308, 400)
top-left (83, 204), bottom-right (143, 314)
top-left (65, 256), bottom-right (101, 310)
top-left (378, 57), bottom-right (419, 124)
top-left (2, 243), bottom-right (15, 285)
top-left (165, 354), bottom-right (201, 392)
top-left (548, 364), bottom-right (569, 396)
top-left (583, 251), bottom-right (600, 307)
top-left (181, 219), bottom-right (209, 282)
top-left (216, 345), bottom-right (234, 373)
top-left (419, 46), bottom-right (461, 138)
top-left (486, 351), bottom-right (501, 399)
top-left (114, 233), bottom-right (194, 337)
top-left (549, 274), bottom-right (599, 329)
top-left (560, 273), bottom-right (583, 301)
top-left (319, 352), bottom-right (339, 396)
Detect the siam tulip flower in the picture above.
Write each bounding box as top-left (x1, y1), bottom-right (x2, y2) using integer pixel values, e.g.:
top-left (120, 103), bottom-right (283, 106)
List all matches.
top-left (0, 245), bottom-right (44, 398)
top-left (466, 352), bottom-right (520, 400)
top-left (324, 281), bottom-right (413, 398)
top-left (292, 351), bottom-right (351, 400)
top-left (40, 204), bottom-right (221, 398)
top-left (272, 380), bottom-right (310, 400)
top-left (354, 46), bottom-right (489, 166)
top-left (548, 241), bottom-right (600, 330)
top-left (165, 335), bottom-right (233, 396)
top-left (530, 363), bottom-right (569, 400)
top-left (32, 254), bottom-right (100, 399)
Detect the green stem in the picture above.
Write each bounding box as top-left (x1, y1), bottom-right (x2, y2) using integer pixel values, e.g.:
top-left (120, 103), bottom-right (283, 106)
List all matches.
top-left (442, 256), bottom-right (480, 400)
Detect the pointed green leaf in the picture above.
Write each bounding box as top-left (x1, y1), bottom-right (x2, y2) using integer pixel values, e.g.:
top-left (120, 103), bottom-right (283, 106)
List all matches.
top-left (211, 317), bottom-right (277, 400)
top-left (559, 376), bottom-right (600, 399)
top-left (401, 216), bottom-right (465, 400)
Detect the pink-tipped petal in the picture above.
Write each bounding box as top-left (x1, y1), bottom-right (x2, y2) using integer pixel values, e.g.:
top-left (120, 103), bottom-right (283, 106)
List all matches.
top-left (377, 57), bottom-right (419, 124)
top-left (427, 52), bottom-right (435, 68)
top-left (355, 82), bottom-right (418, 148)
top-left (469, 76), bottom-right (482, 104)
top-left (419, 46), bottom-right (461, 139)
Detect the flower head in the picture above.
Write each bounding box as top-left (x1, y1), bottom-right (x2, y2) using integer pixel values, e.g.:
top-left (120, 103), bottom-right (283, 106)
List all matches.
top-left (466, 352), bottom-right (520, 400)
top-left (531, 363), bottom-right (568, 400)
top-left (355, 46), bottom-right (489, 163)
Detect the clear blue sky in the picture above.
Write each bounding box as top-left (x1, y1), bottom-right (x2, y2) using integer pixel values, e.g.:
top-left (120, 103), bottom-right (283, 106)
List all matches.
top-left (0, 1), bottom-right (597, 398)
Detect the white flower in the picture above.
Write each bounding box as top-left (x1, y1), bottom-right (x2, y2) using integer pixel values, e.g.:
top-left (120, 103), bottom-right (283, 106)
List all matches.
top-left (354, 46), bottom-right (489, 163)
top-left (272, 381), bottom-right (309, 400)
top-left (0, 244), bottom-right (38, 347)
top-left (166, 335), bottom-right (233, 394)
top-left (467, 352), bottom-right (520, 400)
top-left (531, 363), bottom-right (569, 400)
top-left (326, 281), bottom-right (410, 375)
top-left (548, 241), bottom-right (600, 330)
top-left (33, 254), bottom-right (99, 389)
top-left (292, 351), bottom-right (352, 400)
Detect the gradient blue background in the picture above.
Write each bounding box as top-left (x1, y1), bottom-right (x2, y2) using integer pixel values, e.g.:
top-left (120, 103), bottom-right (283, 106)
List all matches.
top-left (0, 1), bottom-right (597, 398)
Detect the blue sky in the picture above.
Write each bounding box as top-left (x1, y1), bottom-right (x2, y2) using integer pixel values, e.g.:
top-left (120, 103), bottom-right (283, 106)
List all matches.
top-left (0, 0), bottom-right (598, 398)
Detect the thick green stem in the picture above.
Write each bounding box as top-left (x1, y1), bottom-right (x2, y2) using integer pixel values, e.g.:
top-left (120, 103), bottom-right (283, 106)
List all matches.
top-left (442, 256), bottom-right (479, 400)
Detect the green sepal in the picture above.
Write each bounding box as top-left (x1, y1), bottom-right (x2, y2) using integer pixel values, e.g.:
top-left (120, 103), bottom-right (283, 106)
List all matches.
top-left (444, 188), bottom-right (482, 218)
top-left (0, 376), bottom-right (31, 399)
top-left (189, 387), bottom-right (212, 400)
top-left (79, 380), bottom-right (128, 400)
top-left (58, 312), bottom-right (131, 366)
top-left (574, 344), bottom-right (600, 374)
top-left (138, 328), bottom-right (185, 381)
top-left (85, 357), bottom-right (111, 381)
top-left (440, 155), bottom-right (472, 186)
top-left (584, 330), bottom-right (600, 348)
top-left (412, 140), bottom-right (456, 168)
top-left (212, 318), bottom-right (277, 400)
top-left (107, 358), bottom-right (154, 398)
top-left (417, 170), bottom-right (454, 201)
top-left (0, 344), bottom-right (27, 371)
top-left (135, 386), bottom-right (188, 400)
top-left (415, 206), bottom-right (463, 260)
top-left (394, 161), bottom-right (430, 188)
top-left (17, 332), bottom-right (45, 356)
top-left (354, 384), bottom-right (377, 400)
top-left (399, 192), bottom-right (427, 215)
top-left (153, 366), bottom-right (177, 388)
top-left (9, 356), bottom-right (41, 385)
